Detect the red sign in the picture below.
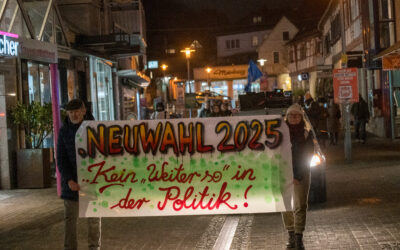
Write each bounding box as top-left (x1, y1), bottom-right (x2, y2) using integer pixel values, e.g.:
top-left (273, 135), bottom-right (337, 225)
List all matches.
top-left (333, 68), bottom-right (359, 104)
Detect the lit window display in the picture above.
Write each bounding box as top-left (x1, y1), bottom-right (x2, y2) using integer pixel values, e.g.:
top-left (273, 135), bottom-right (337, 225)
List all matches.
top-left (90, 57), bottom-right (114, 121)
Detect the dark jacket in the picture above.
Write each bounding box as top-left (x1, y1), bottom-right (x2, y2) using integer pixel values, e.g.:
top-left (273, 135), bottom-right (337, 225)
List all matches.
top-left (199, 108), bottom-right (211, 118)
top-left (57, 114), bottom-right (93, 200)
top-left (351, 99), bottom-right (370, 121)
top-left (291, 131), bottom-right (314, 181)
top-left (305, 99), bottom-right (320, 129)
top-left (326, 103), bottom-right (341, 133)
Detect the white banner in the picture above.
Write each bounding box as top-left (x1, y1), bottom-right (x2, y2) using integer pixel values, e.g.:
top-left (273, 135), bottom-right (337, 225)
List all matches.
top-left (76, 115), bottom-right (293, 217)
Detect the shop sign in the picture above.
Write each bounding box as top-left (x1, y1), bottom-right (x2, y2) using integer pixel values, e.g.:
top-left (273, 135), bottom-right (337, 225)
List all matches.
top-left (19, 38), bottom-right (57, 64)
top-left (333, 68), bottom-right (359, 104)
top-left (148, 60), bottom-right (158, 69)
top-left (76, 115), bottom-right (293, 217)
top-left (0, 31), bottom-right (19, 57)
top-left (194, 65), bottom-right (248, 80)
top-left (382, 55), bottom-right (400, 71)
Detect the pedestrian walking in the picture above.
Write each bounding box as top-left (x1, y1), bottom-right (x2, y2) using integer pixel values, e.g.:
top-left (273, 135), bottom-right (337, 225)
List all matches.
top-left (57, 99), bottom-right (101, 250)
top-left (151, 102), bottom-right (169, 119)
top-left (220, 102), bottom-right (232, 116)
top-left (326, 97), bottom-right (341, 145)
top-left (351, 95), bottom-right (370, 143)
top-left (199, 101), bottom-right (211, 118)
top-left (210, 103), bottom-right (222, 117)
top-left (282, 103), bottom-right (314, 250)
top-left (303, 92), bottom-right (320, 131)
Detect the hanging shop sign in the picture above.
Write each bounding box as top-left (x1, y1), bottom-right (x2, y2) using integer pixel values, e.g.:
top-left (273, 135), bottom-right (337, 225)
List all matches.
top-left (18, 38), bottom-right (58, 64)
top-left (76, 115), bottom-right (293, 217)
top-left (333, 68), bottom-right (359, 104)
top-left (0, 31), bottom-right (19, 57)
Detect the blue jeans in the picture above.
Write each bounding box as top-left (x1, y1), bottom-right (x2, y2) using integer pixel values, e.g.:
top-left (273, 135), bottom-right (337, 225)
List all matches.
top-left (354, 119), bottom-right (367, 141)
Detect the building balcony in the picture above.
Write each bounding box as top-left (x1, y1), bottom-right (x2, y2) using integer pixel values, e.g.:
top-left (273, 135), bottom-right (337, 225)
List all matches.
top-left (75, 33), bottom-right (146, 58)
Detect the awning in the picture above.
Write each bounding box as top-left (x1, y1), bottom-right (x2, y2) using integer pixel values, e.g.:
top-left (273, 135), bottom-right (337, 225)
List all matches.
top-left (117, 69), bottom-right (150, 88)
top-left (374, 41), bottom-right (400, 60)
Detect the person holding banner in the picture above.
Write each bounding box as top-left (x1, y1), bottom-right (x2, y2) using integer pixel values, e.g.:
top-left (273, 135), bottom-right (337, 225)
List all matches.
top-left (57, 99), bottom-right (101, 250)
top-left (282, 103), bottom-right (314, 250)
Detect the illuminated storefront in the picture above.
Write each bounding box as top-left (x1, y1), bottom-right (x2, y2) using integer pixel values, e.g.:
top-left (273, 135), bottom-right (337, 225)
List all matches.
top-left (193, 65), bottom-right (260, 103)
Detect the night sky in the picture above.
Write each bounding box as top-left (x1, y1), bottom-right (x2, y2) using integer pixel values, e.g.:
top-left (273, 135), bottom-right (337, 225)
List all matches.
top-left (142, 0), bottom-right (328, 72)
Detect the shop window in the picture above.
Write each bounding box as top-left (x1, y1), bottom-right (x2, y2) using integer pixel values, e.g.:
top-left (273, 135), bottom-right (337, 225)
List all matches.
top-left (233, 80), bottom-right (246, 101)
top-left (273, 52), bottom-right (279, 64)
top-left (22, 60), bottom-right (53, 148)
top-left (210, 81), bottom-right (228, 97)
top-left (90, 57), bottom-right (114, 121)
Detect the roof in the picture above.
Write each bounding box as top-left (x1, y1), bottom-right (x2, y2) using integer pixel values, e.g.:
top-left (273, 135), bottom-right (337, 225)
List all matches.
top-left (286, 26), bottom-right (320, 45)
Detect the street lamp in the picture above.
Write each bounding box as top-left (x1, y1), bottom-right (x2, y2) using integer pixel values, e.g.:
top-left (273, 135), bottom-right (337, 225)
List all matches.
top-left (205, 67), bottom-right (212, 91)
top-left (257, 58), bottom-right (267, 66)
top-left (161, 64), bottom-right (168, 77)
top-left (180, 47), bottom-right (195, 93)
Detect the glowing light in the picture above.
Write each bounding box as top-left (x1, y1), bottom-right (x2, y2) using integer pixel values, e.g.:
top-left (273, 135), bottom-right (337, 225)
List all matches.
top-left (180, 48), bottom-right (195, 59)
top-left (310, 154), bottom-right (321, 167)
top-left (257, 58), bottom-right (267, 66)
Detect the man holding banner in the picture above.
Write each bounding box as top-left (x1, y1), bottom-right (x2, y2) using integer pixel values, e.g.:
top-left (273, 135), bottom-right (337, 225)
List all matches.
top-left (57, 99), bottom-right (101, 250)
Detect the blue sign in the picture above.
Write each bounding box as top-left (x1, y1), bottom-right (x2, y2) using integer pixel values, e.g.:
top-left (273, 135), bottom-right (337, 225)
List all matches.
top-left (148, 60), bottom-right (158, 69)
top-left (0, 34), bottom-right (19, 57)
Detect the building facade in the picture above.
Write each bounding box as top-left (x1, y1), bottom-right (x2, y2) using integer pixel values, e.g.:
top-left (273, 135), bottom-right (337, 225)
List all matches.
top-left (258, 16), bottom-right (298, 91)
top-left (0, 0), bottom-right (148, 189)
top-left (216, 29), bottom-right (271, 65)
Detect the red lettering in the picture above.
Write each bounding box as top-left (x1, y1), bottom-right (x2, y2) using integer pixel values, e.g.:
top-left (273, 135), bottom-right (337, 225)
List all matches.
top-left (110, 188), bottom-right (150, 209)
top-left (147, 162), bottom-right (201, 184)
top-left (157, 182), bottom-right (237, 211)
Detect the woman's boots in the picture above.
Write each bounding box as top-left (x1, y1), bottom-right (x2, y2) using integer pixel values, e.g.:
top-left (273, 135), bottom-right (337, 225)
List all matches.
top-left (286, 232), bottom-right (305, 250)
top-left (286, 231), bottom-right (295, 249)
top-left (295, 233), bottom-right (305, 250)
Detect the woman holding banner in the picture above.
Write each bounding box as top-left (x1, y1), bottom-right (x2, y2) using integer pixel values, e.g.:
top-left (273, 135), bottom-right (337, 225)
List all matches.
top-left (282, 103), bottom-right (314, 250)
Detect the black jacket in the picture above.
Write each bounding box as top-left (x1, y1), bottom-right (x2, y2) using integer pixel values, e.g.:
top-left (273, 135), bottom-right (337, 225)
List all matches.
top-left (291, 132), bottom-right (314, 181)
top-left (57, 114), bottom-right (93, 200)
top-left (351, 99), bottom-right (370, 121)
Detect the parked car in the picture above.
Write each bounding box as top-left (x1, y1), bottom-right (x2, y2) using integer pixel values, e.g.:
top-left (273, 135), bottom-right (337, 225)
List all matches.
top-left (265, 89), bottom-right (292, 108)
top-left (195, 90), bottom-right (230, 107)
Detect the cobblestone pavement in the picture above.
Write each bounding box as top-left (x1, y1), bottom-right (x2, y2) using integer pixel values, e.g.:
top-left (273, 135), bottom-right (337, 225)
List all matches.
top-left (0, 137), bottom-right (399, 250)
